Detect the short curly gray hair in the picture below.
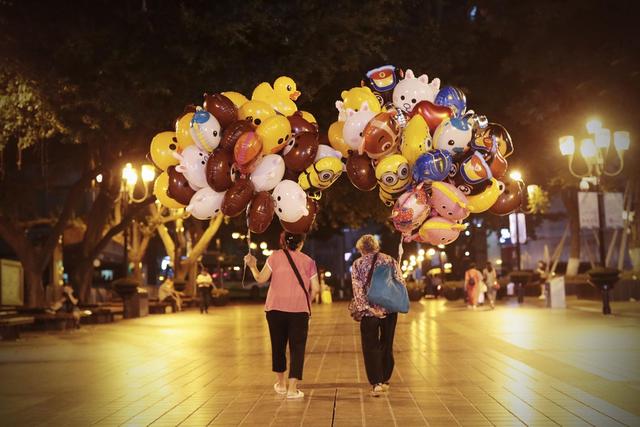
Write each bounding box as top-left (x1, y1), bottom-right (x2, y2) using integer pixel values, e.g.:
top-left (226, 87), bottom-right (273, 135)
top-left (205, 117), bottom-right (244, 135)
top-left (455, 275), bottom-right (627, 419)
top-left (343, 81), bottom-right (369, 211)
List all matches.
top-left (356, 234), bottom-right (380, 255)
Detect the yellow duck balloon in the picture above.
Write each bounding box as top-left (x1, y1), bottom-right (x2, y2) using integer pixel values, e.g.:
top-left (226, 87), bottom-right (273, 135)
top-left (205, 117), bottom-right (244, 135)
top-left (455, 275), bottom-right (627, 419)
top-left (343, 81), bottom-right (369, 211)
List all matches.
top-left (153, 172), bottom-right (185, 209)
top-left (375, 154), bottom-right (411, 206)
top-left (252, 76), bottom-right (300, 116)
top-left (221, 91), bottom-right (249, 108)
top-left (467, 178), bottom-right (506, 213)
top-left (150, 131), bottom-right (180, 171)
top-left (238, 100), bottom-right (277, 127)
top-left (256, 115), bottom-right (292, 155)
top-left (401, 115), bottom-right (432, 166)
top-left (298, 156), bottom-right (343, 198)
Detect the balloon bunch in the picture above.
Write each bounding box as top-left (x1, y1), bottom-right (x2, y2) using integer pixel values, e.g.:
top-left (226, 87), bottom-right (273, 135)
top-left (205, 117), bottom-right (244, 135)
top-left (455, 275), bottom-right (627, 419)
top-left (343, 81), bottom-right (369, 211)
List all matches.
top-left (327, 65), bottom-right (523, 246)
top-left (149, 77), bottom-right (343, 235)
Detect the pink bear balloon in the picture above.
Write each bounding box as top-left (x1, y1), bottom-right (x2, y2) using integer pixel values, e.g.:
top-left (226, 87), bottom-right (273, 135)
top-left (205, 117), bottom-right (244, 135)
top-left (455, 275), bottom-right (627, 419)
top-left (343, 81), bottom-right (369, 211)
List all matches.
top-left (390, 184), bottom-right (430, 235)
top-left (430, 181), bottom-right (470, 221)
top-left (408, 216), bottom-right (466, 245)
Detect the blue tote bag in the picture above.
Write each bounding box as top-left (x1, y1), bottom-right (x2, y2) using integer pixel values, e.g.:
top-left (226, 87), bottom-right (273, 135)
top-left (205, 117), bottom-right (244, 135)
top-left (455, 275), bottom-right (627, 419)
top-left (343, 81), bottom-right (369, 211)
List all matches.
top-left (367, 255), bottom-right (410, 314)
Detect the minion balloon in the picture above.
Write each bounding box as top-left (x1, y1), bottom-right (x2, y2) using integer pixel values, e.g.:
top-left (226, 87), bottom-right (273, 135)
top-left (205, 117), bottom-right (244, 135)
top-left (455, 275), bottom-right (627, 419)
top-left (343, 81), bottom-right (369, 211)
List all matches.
top-left (298, 156), bottom-right (343, 199)
top-left (375, 154), bottom-right (411, 207)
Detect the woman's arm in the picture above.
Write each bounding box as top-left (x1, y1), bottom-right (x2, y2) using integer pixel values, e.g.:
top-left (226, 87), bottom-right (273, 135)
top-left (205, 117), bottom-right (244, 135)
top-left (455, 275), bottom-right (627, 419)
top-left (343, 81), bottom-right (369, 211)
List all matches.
top-left (310, 275), bottom-right (320, 300)
top-left (244, 254), bottom-right (272, 283)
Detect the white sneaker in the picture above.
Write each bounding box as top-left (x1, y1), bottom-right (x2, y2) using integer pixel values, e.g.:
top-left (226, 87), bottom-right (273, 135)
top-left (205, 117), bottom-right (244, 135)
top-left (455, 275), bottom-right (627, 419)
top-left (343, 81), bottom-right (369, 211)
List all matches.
top-left (273, 383), bottom-right (287, 395)
top-left (371, 384), bottom-right (384, 397)
top-left (287, 390), bottom-right (304, 399)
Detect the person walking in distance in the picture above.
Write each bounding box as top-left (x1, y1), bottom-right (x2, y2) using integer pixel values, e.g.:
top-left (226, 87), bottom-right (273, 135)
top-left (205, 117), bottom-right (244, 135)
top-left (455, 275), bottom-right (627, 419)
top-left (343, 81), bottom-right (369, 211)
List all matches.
top-left (196, 267), bottom-right (214, 314)
top-left (465, 263), bottom-right (483, 309)
top-left (350, 234), bottom-right (405, 397)
top-left (244, 232), bottom-right (319, 400)
top-left (483, 262), bottom-right (498, 309)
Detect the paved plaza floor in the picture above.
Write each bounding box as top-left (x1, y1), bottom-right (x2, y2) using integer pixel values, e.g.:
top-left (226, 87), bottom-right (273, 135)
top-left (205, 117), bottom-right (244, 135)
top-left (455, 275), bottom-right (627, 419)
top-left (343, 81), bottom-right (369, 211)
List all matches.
top-left (1, 298), bottom-right (639, 426)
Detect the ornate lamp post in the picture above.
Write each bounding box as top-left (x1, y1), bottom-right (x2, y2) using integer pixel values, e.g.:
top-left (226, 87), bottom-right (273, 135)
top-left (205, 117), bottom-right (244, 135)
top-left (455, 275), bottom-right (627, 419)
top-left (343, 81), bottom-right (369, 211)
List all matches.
top-left (558, 120), bottom-right (630, 314)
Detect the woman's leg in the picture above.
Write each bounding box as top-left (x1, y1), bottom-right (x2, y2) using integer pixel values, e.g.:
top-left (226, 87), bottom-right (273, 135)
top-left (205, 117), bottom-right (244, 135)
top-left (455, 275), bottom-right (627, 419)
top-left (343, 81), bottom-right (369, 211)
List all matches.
top-left (266, 311), bottom-right (288, 386)
top-left (360, 316), bottom-right (384, 385)
top-left (380, 313), bottom-right (398, 384)
top-left (287, 313), bottom-right (309, 384)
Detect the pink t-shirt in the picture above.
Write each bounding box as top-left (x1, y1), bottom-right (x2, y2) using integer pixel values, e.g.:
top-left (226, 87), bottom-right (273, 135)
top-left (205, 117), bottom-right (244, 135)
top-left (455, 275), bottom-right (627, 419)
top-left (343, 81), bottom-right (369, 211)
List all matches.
top-left (265, 249), bottom-right (317, 313)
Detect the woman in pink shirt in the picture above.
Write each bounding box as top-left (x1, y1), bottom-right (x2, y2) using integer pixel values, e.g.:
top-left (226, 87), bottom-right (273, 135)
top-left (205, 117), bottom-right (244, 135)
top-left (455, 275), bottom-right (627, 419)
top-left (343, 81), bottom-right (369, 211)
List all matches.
top-left (245, 232), bottom-right (319, 400)
top-left (465, 263), bottom-right (483, 309)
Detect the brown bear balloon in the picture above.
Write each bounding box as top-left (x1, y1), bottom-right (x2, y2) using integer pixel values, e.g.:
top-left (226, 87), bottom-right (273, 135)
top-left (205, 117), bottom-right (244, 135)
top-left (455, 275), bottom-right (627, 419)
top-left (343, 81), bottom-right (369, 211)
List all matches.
top-left (280, 197), bottom-right (318, 234)
top-left (362, 111), bottom-right (400, 159)
top-left (489, 178), bottom-right (524, 215)
top-left (283, 132), bottom-right (318, 172)
top-left (247, 191), bottom-right (275, 234)
top-left (166, 166), bottom-right (196, 205)
top-left (287, 112), bottom-right (318, 136)
top-left (203, 93), bottom-right (238, 130)
top-left (220, 120), bottom-right (254, 152)
top-left (206, 148), bottom-right (236, 192)
top-left (221, 178), bottom-right (254, 218)
top-left (346, 153), bottom-right (377, 191)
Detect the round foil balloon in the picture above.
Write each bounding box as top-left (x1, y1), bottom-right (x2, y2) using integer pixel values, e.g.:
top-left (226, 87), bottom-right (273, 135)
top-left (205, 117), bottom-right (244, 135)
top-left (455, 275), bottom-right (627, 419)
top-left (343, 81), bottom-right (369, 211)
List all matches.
top-left (272, 180), bottom-right (309, 223)
top-left (203, 93), bottom-right (238, 130)
top-left (281, 197), bottom-right (318, 234)
top-left (346, 153), bottom-right (377, 191)
top-left (256, 115), bottom-right (292, 154)
top-left (327, 120), bottom-right (350, 157)
top-left (390, 184), bottom-right (431, 235)
top-left (433, 116), bottom-right (473, 155)
top-left (221, 178), bottom-right (254, 217)
top-left (283, 132), bottom-right (319, 172)
top-left (288, 112), bottom-right (318, 135)
top-left (247, 191), bottom-right (275, 234)
top-left (173, 145), bottom-right (209, 189)
top-left (167, 165), bottom-right (196, 205)
top-left (150, 131), bottom-right (180, 171)
top-left (434, 86), bottom-right (467, 117)
top-left (206, 148), bottom-right (236, 192)
top-left (409, 100), bottom-right (454, 134)
top-left (413, 149), bottom-right (452, 183)
top-left (249, 154), bottom-right (285, 192)
top-left (430, 181), bottom-right (470, 221)
top-left (153, 172), bottom-right (185, 209)
top-left (234, 131), bottom-right (263, 169)
top-left (489, 178), bottom-right (524, 216)
top-left (362, 111), bottom-right (400, 159)
top-left (220, 120), bottom-right (253, 152)
top-left (186, 187), bottom-right (225, 220)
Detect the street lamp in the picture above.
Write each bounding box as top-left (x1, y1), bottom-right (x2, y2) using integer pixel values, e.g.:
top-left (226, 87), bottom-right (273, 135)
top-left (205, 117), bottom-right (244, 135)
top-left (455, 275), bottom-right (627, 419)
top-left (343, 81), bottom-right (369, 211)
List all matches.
top-left (120, 163), bottom-right (155, 277)
top-left (558, 120), bottom-right (630, 314)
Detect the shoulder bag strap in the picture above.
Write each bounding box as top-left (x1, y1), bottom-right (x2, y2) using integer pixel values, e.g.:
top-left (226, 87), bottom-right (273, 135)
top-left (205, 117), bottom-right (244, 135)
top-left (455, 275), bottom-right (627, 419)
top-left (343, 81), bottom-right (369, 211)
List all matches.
top-left (283, 249), bottom-right (311, 315)
top-left (366, 253), bottom-right (380, 288)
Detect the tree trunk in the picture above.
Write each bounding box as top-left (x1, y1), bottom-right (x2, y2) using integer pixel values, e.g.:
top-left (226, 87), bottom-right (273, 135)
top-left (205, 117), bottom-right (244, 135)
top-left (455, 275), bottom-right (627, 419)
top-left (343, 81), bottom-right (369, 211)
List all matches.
top-left (24, 264), bottom-right (45, 308)
top-left (74, 260), bottom-right (94, 303)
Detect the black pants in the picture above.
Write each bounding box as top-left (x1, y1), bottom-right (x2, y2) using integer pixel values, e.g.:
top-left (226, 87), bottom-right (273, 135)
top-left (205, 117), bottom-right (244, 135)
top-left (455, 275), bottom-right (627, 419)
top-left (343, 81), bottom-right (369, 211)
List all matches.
top-left (360, 313), bottom-right (398, 385)
top-left (198, 286), bottom-right (210, 312)
top-left (266, 310), bottom-right (309, 380)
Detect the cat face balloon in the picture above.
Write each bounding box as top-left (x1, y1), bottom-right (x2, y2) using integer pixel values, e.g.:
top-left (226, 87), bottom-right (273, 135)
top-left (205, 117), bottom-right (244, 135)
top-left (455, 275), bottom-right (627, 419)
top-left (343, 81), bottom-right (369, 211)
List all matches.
top-left (342, 102), bottom-right (376, 152)
top-left (392, 69), bottom-right (441, 114)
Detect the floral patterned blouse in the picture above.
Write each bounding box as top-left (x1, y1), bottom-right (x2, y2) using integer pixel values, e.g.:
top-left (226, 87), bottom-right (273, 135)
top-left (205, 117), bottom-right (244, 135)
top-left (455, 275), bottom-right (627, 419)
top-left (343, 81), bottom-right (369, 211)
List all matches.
top-left (350, 252), bottom-right (405, 320)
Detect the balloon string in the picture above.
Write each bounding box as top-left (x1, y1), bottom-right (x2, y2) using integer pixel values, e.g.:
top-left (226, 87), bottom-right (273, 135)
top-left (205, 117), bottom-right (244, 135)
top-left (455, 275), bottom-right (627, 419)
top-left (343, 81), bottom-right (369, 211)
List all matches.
top-left (398, 237), bottom-right (404, 264)
top-left (241, 230), bottom-right (252, 288)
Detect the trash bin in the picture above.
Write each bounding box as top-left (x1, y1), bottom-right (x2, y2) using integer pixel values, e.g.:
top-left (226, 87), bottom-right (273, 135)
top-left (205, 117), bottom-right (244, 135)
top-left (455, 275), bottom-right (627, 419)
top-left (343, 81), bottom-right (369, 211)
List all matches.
top-left (548, 276), bottom-right (566, 309)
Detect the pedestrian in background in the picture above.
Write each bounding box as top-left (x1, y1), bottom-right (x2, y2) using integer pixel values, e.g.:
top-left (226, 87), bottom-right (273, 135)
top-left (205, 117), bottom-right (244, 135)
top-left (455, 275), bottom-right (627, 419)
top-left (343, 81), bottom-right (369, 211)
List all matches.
top-left (464, 263), bottom-right (483, 309)
top-left (196, 267), bottom-right (213, 314)
top-left (245, 232), bottom-right (319, 400)
top-left (483, 262), bottom-right (498, 309)
top-left (350, 234), bottom-right (405, 397)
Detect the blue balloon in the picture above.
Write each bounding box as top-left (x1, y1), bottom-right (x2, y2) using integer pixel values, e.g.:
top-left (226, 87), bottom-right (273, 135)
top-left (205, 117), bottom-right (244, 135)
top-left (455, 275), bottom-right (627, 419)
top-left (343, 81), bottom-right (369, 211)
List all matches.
top-left (434, 86), bottom-right (467, 117)
top-left (412, 149), bottom-right (453, 183)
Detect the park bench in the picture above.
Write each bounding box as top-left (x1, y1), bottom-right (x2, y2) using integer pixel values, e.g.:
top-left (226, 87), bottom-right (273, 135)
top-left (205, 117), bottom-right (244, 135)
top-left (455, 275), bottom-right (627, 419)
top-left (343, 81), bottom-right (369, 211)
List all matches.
top-left (0, 315), bottom-right (35, 341)
top-left (149, 299), bottom-right (172, 314)
top-left (79, 305), bottom-right (121, 324)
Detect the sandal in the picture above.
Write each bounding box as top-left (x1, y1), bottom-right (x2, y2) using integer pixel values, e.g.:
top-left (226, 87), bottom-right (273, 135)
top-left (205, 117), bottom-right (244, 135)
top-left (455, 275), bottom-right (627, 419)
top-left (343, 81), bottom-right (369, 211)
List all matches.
top-left (273, 383), bottom-right (287, 395)
top-left (286, 390), bottom-right (304, 399)
top-left (371, 384), bottom-right (384, 397)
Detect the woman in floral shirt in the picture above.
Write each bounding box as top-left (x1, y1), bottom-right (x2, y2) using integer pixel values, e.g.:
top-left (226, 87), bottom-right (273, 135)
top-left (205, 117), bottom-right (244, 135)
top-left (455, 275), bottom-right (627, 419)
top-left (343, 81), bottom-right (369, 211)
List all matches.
top-left (350, 234), bottom-right (405, 396)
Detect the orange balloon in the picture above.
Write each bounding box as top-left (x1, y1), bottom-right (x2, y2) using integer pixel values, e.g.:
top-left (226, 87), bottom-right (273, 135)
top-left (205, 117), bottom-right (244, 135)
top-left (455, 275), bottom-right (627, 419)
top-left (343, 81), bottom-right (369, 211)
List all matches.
top-left (234, 131), bottom-right (263, 167)
top-left (328, 121), bottom-right (350, 157)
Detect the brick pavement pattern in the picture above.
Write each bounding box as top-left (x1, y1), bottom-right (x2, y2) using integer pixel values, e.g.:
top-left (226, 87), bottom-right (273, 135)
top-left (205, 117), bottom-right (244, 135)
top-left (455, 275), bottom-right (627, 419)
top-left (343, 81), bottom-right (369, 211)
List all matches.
top-left (0, 300), bottom-right (639, 426)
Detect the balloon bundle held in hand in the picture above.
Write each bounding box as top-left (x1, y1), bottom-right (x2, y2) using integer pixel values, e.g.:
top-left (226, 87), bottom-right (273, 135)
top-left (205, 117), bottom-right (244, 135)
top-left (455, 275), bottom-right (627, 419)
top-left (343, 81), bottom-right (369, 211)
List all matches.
top-left (328, 65), bottom-right (522, 246)
top-left (149, 77), bottom-right (342, 235)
